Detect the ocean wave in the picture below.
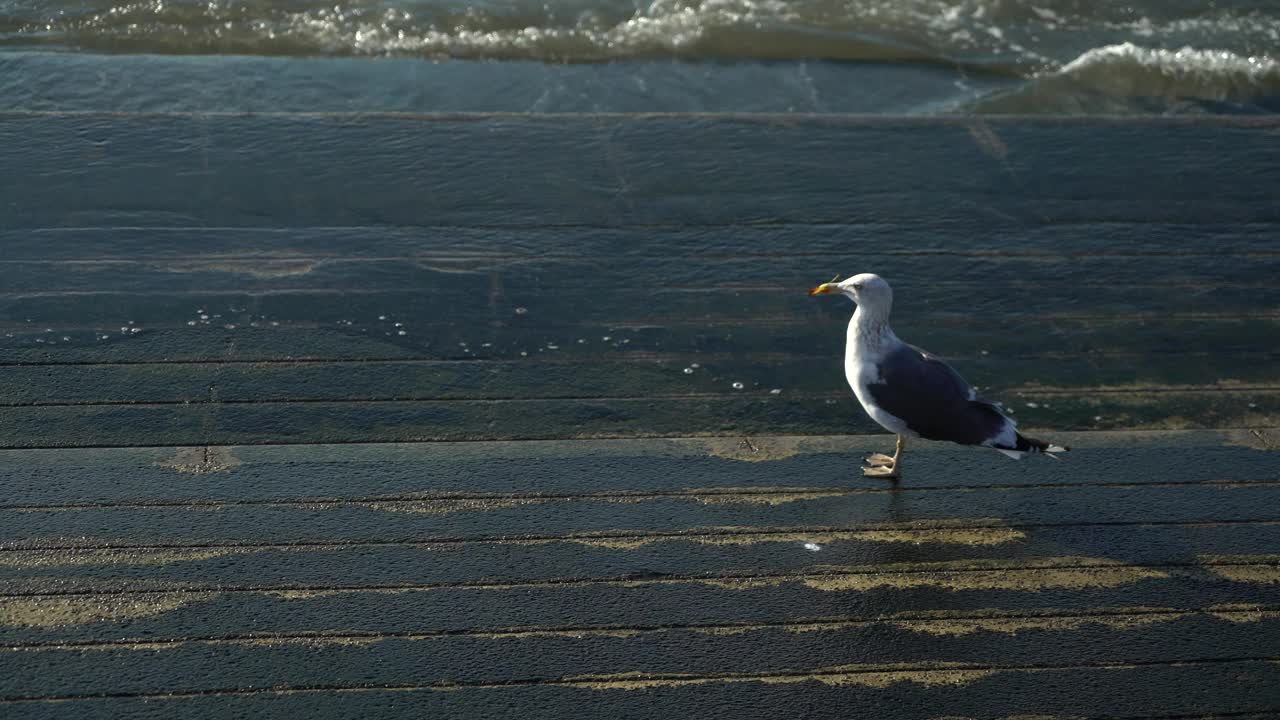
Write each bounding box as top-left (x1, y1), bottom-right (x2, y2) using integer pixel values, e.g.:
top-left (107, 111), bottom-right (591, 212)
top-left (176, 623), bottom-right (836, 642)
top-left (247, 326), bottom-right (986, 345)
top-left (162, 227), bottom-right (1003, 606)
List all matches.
top-left (4, 0), bottom-right (1280, 105)
top-left (969, 43), bottom-right (1280, 113)
top-left (0, 0), bottom-right (1118, 67)
top-left (0, 1), bottom-right (909, 62)
top-left (1058, 43), bottom-right (1280, 94)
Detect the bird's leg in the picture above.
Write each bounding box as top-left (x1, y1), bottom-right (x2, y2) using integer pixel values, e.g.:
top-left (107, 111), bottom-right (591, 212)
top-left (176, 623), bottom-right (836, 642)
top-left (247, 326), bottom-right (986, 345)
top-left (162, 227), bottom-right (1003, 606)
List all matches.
top-left (863, 435), bottom-right (905, 478)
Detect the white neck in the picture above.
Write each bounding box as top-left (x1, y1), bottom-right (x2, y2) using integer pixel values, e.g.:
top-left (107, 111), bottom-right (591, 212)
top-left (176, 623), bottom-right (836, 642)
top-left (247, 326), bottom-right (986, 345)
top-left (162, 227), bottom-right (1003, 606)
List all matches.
top-left (847, 305), bottom-right (898, 359)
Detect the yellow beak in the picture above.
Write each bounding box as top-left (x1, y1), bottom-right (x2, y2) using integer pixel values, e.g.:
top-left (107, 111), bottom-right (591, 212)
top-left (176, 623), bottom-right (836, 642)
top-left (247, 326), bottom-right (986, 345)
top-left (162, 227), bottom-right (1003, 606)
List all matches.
top-left (809, 282), bottom-right (838, 296)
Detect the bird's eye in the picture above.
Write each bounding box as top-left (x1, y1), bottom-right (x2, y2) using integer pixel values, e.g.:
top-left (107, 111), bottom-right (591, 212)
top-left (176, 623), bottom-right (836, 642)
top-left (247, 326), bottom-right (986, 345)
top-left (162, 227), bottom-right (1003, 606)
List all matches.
top-left (852, 283), bottom-right (863, 291)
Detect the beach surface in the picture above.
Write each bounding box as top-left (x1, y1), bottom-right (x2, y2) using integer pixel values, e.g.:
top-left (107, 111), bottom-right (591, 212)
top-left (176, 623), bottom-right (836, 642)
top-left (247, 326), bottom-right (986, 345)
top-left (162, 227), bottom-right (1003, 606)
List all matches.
top-left (1, 111), bottom-right (1279, 717)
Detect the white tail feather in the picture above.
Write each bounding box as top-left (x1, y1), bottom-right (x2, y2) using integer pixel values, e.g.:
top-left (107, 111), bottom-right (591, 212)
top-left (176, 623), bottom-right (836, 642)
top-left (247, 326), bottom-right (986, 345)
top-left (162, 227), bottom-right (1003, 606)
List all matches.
top-left (995, 443), bottom-right (1068, 460)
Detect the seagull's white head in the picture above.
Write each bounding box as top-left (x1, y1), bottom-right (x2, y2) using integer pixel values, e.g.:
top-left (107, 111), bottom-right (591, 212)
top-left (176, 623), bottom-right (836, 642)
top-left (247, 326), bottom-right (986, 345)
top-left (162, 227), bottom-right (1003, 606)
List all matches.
top-left (809, 272), bottom-right (893, 315)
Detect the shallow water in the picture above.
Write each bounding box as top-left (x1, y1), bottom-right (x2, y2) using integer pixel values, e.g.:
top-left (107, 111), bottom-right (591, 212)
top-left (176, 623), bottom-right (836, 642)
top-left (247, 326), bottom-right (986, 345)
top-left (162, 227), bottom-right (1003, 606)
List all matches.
top-left (1, 0), bottom-right (1279, 112)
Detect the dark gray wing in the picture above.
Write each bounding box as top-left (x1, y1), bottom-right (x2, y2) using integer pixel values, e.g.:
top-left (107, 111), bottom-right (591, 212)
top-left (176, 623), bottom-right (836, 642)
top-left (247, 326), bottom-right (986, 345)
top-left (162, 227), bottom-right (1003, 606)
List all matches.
top-left (867, 344), bottom-right (1010, 445)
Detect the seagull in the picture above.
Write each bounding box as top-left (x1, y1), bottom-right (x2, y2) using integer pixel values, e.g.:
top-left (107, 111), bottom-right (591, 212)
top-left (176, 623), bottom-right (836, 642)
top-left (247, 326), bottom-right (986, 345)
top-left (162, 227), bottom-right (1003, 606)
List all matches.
top-left (810, 273), bottom-right (1068, 478)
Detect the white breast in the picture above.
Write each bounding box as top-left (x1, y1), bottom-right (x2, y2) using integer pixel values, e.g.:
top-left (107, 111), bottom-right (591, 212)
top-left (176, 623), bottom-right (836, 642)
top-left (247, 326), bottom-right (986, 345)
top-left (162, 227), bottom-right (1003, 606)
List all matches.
top-left (843, 322), bottom-right (916, 437)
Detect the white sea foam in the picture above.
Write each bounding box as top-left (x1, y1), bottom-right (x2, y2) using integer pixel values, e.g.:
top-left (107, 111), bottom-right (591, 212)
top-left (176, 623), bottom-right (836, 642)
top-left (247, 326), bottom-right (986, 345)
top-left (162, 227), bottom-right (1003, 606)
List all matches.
top-left (964, 42), bottom-right (1280, 112)
top-left (1054, 43), bottom-right (1280, 100)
